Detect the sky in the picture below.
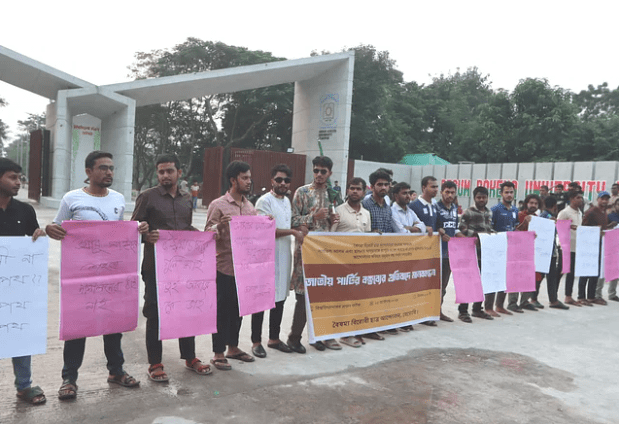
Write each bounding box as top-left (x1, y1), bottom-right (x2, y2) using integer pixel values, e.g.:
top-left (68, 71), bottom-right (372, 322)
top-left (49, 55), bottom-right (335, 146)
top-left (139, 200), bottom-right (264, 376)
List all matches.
top-left (1, 0), bottom-right (618, 141)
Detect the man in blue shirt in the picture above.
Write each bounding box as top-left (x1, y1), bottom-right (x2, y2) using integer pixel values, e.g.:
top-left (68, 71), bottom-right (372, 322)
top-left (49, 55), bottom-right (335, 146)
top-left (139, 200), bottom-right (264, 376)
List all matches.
top-left (490, 181), bottom-right (519, 315)
top-left (362, 169), bottom-right (394, 233)
top-left (436, 180), bottom-right (465, 322)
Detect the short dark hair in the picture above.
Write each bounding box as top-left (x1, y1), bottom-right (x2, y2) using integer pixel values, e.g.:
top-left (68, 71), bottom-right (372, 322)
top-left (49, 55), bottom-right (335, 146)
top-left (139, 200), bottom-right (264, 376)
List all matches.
top-left (613, 183), bottom-right (619, 189)
top-left (544, 196), bottom-right (557, 209)
top-left (347, 177), bottom-right (366, 191)
top-left (441, 180), bottom-right (457, 191)
top-left (377, 167), bottom-right (394, 177)
top-left (421, 176), bottom-right (437, 188)
top-left (568, 190), bottom-right (583, 201)
top-left (568, 182), bottom-right (579, 188)
top-left (312, 156), bottom-right (333, 171)
top-left (226, 160), bottom-right (251, 184)
top-left (369, 169), bottom-right (392, 186)
top-left (156, 153), bottom-right (181, 170)
top-left (271, 164), bottom-right (292, 178)
top-left (85, 151), bottom-right (113, 169)
top-left (473, 186), bottom-right (489, 197)
top-left (411, 190), bottom-right (416, 194)
top-left (540, 185), bottom-right (549, 191)
top-left (523, 194), bottom-right (541, 207)
top-left (500, 181), bottom-right (515, 191)
top-left (392, 182), bottom-right (411, 195)
top-left (0, 158), bottom-right (22, 178)
top-left (556, 184), bottom-right (564, 189)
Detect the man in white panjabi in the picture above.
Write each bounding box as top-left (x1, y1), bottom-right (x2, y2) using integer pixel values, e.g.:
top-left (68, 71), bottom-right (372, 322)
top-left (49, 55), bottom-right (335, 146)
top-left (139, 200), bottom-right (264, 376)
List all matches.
top-left (250, 164), bottom-right (305, 358)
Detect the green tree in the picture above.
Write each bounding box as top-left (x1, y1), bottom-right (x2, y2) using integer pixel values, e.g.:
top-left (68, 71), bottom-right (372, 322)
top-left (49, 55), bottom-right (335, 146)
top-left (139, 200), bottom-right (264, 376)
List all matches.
top-left (0, 97), bottom-right (8, 153)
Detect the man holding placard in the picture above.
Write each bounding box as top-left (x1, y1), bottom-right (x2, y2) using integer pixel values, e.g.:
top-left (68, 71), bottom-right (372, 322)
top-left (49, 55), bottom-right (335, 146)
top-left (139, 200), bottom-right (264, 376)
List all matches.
top-left (0, 158), bottom-right (47, 405)
top-left (205, 161), bottom-right (258, 369)
top-left (131, 154), bottom-right (212, 381)
top-left (557, 191), bottom-right (583, 306)
top-left (250, 164), bottom-right (302, 357)
top-left (46, 151), bottom-right (148, 400)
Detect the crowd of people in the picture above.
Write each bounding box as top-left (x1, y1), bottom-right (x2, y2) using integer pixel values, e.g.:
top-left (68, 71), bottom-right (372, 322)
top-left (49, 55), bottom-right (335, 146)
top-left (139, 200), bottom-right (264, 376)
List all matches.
top-left (2, 151), bottom-right (616, 406)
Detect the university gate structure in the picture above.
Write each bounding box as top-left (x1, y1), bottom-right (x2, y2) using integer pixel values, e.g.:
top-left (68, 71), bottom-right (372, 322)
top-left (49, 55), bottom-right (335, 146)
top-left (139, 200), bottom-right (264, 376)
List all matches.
top-left (0, 46), bottom-right (354, 209)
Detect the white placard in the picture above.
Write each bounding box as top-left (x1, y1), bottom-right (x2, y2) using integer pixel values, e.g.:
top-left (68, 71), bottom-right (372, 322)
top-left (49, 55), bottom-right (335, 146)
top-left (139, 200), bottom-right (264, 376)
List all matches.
top-left (528, 216), bottom-right (556, 274)
top-left (575, 226), bottom-right (601, 277)
top-left (0, 237), bottom-right (49, 359)
top-left (479, 233), bottom-right (507, 294)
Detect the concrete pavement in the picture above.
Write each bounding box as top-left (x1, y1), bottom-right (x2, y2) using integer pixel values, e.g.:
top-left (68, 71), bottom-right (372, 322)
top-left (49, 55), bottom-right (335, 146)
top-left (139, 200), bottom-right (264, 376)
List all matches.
top-left (0, 189), bottom-right (617, 424)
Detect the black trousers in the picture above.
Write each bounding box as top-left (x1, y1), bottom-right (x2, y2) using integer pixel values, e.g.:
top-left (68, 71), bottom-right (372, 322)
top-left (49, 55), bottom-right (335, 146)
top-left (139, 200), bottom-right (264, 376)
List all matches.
top-left (578, 276), bottom-right (598, 300)
top-left (441, 258), bottom-right (450, 305)
top-left (212, 272), bottom-right (242, 353)
top-left (251, 300), bottom-right (286, 343)
top-left (560, 252), bottom-right (577, 297)
top-left (288, 293), bottom-right (306, 344)
top-left (142, 272), bottom-right (196, 365)
top-left (62, 334), bottom-right (123, 382)
top-left (533, 256), bottom-right (559, 303)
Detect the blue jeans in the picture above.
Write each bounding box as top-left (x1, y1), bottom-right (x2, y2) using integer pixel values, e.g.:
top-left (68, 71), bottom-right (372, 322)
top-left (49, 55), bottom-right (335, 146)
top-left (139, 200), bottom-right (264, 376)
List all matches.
top-left (61, 334), bottom-right (124, 382)
top-left (12, 356), bottom-right (32, 391)
top-left (192, 196), bottom-right (198, 209)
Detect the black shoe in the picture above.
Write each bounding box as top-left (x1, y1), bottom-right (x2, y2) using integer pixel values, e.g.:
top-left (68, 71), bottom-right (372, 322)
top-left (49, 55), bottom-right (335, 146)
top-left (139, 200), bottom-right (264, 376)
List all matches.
top-left (507, 305), bottom-right (524, 313)
top-left (420, 321), bottom-right (437, 326)
top-left (549, 301), bottom-right (569, 310)
top-left (286, 340), bottom-right (306, 354)
top-left (609, 296), bottom-right (619, 302)
top-left (471, 311), bottom-right (494, 320)
top-left (458, 313), bottom-right (473, 323)
top-left (521, 303), bottom-right (538, 311)
top-left (251, 344), bottom-right (267, 358)
top-left (310, 341), bottom-right (326, 351)
top-left (267, 341), bottom-right (293, 353)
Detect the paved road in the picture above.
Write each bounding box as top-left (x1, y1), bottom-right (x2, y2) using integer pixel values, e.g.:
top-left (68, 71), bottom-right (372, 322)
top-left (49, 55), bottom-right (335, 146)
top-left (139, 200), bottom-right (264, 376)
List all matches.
top-left (1, 189), bottom-right (617, 423)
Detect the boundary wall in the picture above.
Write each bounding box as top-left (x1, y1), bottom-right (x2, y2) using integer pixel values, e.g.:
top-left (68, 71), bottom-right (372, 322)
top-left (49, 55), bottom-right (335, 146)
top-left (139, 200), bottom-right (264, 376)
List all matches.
top-left (350, 160), bottom-right (619, 210)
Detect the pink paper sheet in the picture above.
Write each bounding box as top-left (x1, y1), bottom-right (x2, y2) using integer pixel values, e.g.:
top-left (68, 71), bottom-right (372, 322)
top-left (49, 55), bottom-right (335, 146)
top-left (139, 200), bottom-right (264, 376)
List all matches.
top-left (448, 237), bottom-right (484, 303)
top-left (60, 221), bottom-right (140, 340)
top-left (506, 232), bottom-right (536, 293)
top-left (556, 220), bottom-right (572, 274)
top-left (155, 230), bottom-right (217, 340)
top-left (230, 216), bottom-right (276, 316)
top-left (604, 229), bottom-right (619, 282)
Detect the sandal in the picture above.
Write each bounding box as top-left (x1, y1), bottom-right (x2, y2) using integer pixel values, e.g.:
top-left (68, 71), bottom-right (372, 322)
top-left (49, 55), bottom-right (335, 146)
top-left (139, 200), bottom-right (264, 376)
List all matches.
top-left (323, 339), bottom-right (342, 350)
top-left (339, 336), bottom-right (362, 348)
top-left (226, 351), bottom-right (255, 362)
top-left (362, 332), bottom-right (385, 341)
top-left (148, 363), bottom-right (169, 382)
top-left (17, 386), bottom-right (46, 405)
top-left (186, 358), bottom-right (212, 375)
top-left (108, 372), bottom-right (140, 387)
top-left (58, 380), bottom-right (77, 400)
top-left (211, 358), bottom-right (232, 371)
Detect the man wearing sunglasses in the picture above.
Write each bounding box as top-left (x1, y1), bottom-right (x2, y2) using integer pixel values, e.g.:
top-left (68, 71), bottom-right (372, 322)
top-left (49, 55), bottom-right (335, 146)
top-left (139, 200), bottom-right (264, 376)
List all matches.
top-left (250, 164), bottom-right (304, 358)
top-left (288, 156), bottom-right (343, 353)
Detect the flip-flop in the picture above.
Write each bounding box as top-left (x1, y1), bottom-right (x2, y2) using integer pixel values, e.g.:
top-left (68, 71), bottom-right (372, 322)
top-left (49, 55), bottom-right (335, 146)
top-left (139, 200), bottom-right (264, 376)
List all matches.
top-left (226, 351), bottom-right (255, 362)
top-left (211, 358), bottom-right (232, 370)
top-left (339, 336), bottom-right (362, 348)
top-left (323, 339), bottom-right (342, 350)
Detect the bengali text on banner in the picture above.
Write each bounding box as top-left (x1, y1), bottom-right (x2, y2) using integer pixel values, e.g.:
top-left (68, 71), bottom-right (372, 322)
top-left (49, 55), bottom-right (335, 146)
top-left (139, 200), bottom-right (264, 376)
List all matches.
top-left (60, 221), bottom-right (140, 341)
top-left (230, 216), bottom-right (276, 316)
top-left (0, 237), bottom-right (49, 359)
top-left (155, 230), bottom-right (217, 340)
top-left (302, 233), bottom-right (441, 343)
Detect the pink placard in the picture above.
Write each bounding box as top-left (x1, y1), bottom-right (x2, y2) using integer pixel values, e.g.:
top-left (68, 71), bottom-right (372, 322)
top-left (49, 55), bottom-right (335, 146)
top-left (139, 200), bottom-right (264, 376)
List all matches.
top-left (448, 237), bottom-right (484, 303)
top-left (155, 230), bottom-right (217, 340)
top-left (556, 220), bottom-right (572, 274)
top-left (60, 221), bottom-right (140, 341)
top-left (506, 232), bottom-right (536, 293)
top-left (604, 229), bottom-right (619, 281)
top-left (230, 216), bottom-right (276, 316)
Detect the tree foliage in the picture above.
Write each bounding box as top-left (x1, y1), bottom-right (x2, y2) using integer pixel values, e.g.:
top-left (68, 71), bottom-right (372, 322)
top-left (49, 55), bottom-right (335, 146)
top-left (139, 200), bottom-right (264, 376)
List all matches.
top-left (129, 40), bottom-right (619, 190)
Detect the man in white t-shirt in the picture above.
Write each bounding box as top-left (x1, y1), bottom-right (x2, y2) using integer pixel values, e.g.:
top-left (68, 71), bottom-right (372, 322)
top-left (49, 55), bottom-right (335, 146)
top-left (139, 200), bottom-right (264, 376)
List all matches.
top-left (46, 151), bottom-right (148, 401)
top-left (556, 190), bottom-right (583, 306)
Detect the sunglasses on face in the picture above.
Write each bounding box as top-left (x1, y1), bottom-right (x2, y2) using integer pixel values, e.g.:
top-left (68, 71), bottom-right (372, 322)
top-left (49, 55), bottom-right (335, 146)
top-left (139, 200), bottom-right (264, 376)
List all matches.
top-left (313, 169), bottom-right (328, 175)
top-left (274, 177), bottom-right (291, 184)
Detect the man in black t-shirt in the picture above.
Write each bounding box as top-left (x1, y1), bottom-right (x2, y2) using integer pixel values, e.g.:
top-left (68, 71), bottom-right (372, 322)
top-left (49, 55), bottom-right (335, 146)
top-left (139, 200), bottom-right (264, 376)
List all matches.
top-left (0, 158), bottom-right (46, 405)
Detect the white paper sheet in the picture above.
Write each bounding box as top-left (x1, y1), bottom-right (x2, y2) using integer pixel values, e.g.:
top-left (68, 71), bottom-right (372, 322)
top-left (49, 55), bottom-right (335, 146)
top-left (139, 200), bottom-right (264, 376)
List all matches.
top-left (0, 237), bottom-right (49, 359)
top-left (479, 233), bottom-right (507, 294)
top-left (575, 226), bottom-right (601, 277)
top-left (528, 216), bottom-right (556, 274)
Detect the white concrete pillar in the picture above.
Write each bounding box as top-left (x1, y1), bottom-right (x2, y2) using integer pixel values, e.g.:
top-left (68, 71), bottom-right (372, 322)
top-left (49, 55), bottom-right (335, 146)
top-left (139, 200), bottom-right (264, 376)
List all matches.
top-left (49, 90), bottom-right (73, 200)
